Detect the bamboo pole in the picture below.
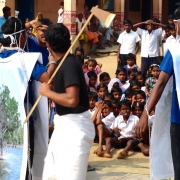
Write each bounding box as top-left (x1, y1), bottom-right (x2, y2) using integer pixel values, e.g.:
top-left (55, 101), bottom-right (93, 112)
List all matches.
top-left (24, 7), bottom-right (96, 124)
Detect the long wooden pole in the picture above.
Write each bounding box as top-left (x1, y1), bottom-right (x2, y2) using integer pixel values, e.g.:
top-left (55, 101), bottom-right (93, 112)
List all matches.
top-left (24, 8), bottom-right (96, 124)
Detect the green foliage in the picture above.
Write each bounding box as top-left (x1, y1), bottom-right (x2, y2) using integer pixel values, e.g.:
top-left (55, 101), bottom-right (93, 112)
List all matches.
top-left (0, 85), bottom-right (23, 146)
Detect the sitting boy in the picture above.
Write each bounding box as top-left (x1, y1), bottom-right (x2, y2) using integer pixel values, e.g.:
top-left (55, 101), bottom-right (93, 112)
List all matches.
top-left (91, 100), bottom-right (115, 154)
top-left (97, 100), bottom-right (139, 159)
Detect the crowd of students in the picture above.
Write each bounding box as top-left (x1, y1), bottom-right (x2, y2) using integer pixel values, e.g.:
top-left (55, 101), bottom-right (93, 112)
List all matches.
top-left (69, 12), bottom-right (177, 160)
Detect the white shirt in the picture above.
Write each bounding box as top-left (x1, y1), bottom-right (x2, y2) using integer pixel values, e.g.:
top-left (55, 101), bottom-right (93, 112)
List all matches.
top-left (110, 114), bottom-right (139, 138)
top-left (57, 8), bottom-right (64, 23)
top-left (76, 18), bottom-right (85, 32)
top-left (117, 30), bottom-right (140, 54)
top-left (136, 27), bottom-right (163, 57)
top-left (120, 81), bottom-right (130, 93)
top-left (166, 35), bottom-right (180, 43)
top-left (102, 112), bottom-right (115, 130)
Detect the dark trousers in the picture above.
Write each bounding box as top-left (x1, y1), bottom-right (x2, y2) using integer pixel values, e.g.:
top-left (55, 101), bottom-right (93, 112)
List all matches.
top-left (141, 57), bottom-right (157, 74)
top-left (117, 54), bottom-right (128, 68)
top-left (170, 123), bottom-right (180, 180)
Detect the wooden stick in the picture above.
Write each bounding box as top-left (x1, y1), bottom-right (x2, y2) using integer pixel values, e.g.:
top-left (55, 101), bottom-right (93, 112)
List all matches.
top-left (24, 7), bottom-right (96, 124)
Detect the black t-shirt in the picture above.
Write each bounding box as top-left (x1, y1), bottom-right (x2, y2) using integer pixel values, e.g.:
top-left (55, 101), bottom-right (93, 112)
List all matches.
top-left (53, 54), bottom-right (89, 115)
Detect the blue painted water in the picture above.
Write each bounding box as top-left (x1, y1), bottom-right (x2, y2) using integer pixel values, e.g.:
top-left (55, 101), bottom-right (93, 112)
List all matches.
top-left (0, 147), bottom-right (22, 180)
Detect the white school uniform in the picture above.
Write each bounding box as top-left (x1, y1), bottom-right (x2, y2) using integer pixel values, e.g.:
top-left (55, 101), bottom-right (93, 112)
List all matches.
top-left (110, 114), bottom-right (139, 139)
top-left (102, 112), bottom-right (115, 130)
top-left (57, 8), bottom-right (64, 23)
top-left (166, 35), bottom-right (180, 43)
top-left (117, 30), bottom-right (140, 54)
top-left (120, 81), bottom-right (130, 93)
top-left (136, 27), bottom-right (163, 57)
top-left (76, 18), bottom-right (85, 32)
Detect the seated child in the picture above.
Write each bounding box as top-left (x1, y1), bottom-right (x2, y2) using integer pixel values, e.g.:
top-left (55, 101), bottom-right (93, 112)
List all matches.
top-left (145, 64), bottom-right (160, 97)
top-left (97, 84), bottom-right (108, 102)
top-left (74, 46), bottom-right (84, 56)
top-left (88, 91), bottom-right (98, 116)
top-left (76, 13), bottom-right (88, 48)
top-left (111, 98), bottom-right (120, 117)
top-left (130, 80), bottom-right (141, 91)
top-left (108, 78), bottom-right (121, 93)
top-left (75, 55), bottom-right (84, 67)
top-left (132, 102), bottom-right (149, 156)
top-left (104, 93), bottom-right (114, 101)
top-left (91, 100), bottom-right (115, 154)
top-left (116, 67), bottom-right (130, 93)
top-left (133, 90), bottom-right (146, 104)
top-left (99, 72), bottom-right (111, 86)
top-left (124, 53), bottom-right (140, 73)
top-left (97, 100), bottom-right (139, 158)
top-left (84, 71), bottom-right (98, 92)
top-left (83, 59), bottom-right (102, 75)
top-left (125, 88), bottom-right (135, 104)
top-left (136, 71), bottom-right (146, 92)
top-left (127, 69), bottom-right (138, 82)
top-left (111, 87), bottom-right (122, 101)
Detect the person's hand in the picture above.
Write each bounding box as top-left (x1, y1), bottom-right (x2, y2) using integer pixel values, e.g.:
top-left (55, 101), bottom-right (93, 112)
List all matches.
top-left (27, 20), bottom-right (41, 29)
top-left (98, 102), bottom-right (104, 111)
top-left (113, 127), bottom-right (120, 135)
top-left (39, 83), bottom-right (52, 97)
top-left (135, 110), bottom-right (149, 140)
top-left (95, 101), bottom-right (100, 108)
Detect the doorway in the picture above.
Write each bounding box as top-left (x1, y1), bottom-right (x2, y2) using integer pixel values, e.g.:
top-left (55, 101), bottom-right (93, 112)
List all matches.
top-left (15, 0), bottom-right (34, 22)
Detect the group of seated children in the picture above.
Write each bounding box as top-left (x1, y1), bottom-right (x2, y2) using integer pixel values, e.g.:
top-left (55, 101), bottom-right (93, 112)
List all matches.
top-left (74, 47), bottom-right (160, 159)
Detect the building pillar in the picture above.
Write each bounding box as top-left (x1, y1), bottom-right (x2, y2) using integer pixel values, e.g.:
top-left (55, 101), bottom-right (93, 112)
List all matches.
top-left (64, 0), bottom-right (77, 37)
top-left (153, 0), bottom-right (162, 21)
top-left (113, 0), bottom-right (124, 33)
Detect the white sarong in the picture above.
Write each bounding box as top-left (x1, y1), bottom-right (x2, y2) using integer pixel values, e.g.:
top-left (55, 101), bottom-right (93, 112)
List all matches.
top-left (42, 111), bottom-right (95, 180)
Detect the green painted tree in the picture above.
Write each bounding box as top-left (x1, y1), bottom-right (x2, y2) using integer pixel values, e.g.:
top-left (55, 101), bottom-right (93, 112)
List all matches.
top-left (0, 85), bottom-right (23, 154)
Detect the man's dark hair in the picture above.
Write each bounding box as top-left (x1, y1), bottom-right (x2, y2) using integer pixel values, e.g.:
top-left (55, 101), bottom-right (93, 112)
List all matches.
top-left (1, 17), bottom-right (25, 46)
top-left (174, 7), bottom-right (180, 20)
top-left (45, 23), bottom-right (71, 53)
top-left (38, 18), bottom-right (53, 26)
top-left (60, 2), bottom-right (64, 6)
top-left (2, 6), bottom-right (10, 14)
top-left (124, 19), bottom-right (132, 25)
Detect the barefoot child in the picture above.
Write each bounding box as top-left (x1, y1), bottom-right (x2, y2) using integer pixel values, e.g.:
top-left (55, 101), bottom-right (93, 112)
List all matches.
top-left (97, 100), bottom-right (139, 159)
top-left (91, 101), bottom-right (115, 155)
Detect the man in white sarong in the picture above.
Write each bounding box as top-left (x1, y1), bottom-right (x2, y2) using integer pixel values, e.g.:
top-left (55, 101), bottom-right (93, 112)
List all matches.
top-left (39, 23), bottom-right (95, 180)
top-left (0, 17), bottom-right (57, 179)
top-left (136, 7), bottom-right (180, 180)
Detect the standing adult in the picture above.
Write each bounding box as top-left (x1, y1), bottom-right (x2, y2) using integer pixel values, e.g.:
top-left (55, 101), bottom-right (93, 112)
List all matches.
top-left (117, 19), bottom-right (140, 68)
top-left (136, 7), bottom-right (180, 180)
top-left (133, 20), bottom-right (166, 74)
top-left (40, 23), bottom-right (95, 180)
top-left (0, 6), bottom-right (11, 38)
